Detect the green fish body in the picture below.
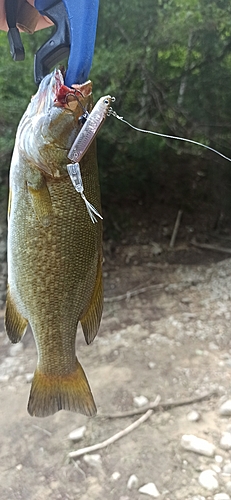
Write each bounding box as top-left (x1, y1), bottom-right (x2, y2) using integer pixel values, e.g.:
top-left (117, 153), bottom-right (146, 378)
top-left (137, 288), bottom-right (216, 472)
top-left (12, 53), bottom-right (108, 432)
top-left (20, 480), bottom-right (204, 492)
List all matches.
top-left (5, 70), bottom-right (103, 417)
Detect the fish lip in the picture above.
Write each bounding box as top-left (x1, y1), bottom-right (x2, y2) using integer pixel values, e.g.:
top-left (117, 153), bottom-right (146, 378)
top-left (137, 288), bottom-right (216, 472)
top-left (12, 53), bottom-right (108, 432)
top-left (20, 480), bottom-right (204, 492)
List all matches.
top-left (54, 79), bottom-right (93, 110)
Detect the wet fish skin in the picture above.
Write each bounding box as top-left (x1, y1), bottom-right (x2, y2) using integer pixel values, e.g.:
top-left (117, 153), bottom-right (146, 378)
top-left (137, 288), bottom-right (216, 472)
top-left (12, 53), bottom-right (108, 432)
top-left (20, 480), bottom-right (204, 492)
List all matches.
top-left (5, 70), bottom-right (103, 417)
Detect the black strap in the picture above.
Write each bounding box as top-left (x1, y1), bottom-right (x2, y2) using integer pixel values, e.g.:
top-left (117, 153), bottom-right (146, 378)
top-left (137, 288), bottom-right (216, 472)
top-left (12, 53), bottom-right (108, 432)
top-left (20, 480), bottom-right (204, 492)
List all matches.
top-left (5, 0), bottom-right (25, 61)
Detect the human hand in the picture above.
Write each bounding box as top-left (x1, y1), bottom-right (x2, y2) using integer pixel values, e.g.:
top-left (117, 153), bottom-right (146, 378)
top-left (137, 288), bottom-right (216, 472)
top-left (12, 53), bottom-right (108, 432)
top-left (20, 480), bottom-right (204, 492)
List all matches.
top-left (0, 0), bottom-right (53, 32)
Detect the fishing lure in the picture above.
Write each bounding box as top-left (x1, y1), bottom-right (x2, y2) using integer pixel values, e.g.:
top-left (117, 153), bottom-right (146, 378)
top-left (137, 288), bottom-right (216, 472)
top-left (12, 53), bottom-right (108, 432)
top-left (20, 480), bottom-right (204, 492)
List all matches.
top-left (68, 95), bottom-right (114, 163)
top-left (66, 95), bottom-right (114, 223)
top-left (67, 162), bottom-right (103, 224)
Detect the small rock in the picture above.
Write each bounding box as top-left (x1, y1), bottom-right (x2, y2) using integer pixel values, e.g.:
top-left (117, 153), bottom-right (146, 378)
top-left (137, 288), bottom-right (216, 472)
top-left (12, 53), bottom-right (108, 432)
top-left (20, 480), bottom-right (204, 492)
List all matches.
top-left (127, 474), bottom-right (139, 490)
top-left (211, 464), bottom-right (221, 473)
top-left (0, 374), bottom-right (9, 382)
top-left (9, 344), bottom-right (24, 356)
top-left (220, 433), bottom-right (231, 450)
top-left (219, 400), bottom-right (231, 416)
top-left (209, 342), bottom-right (219, 351)
top-left (25, 373), bottom-right (34, 383)
top-left (148, 362), bottom-right (156, 369)
top-left (111, 472), bottom-right (121, 481)
top-left (151, 243), bottom-right (162, 255)
top-left (198, 470), bottom-right (218, 490)
top-left (215, 455), bottom-right (223, 463)
top-left (187, 410), bottom-right (200, 422)
top-left (222, 463), bottom-right (231, 475)
top-left (16, 464), bottom-right (23, 471)
top-left (226, 482), bottom-right (231, 494)
top-left (181, 435), bottom-right (216, 457)
top-left (192, 497), bottom-right (205, 500)
top-left (139, 482), bottom-right (160, 497)
top-left (133, 395), bottom-right (149, 407)
top-left (214, 494), bottom-right (230, 500)
top-left (83, 454), bottom-right (102, 467)
top-left (68, 426), bottom-right (86, 442)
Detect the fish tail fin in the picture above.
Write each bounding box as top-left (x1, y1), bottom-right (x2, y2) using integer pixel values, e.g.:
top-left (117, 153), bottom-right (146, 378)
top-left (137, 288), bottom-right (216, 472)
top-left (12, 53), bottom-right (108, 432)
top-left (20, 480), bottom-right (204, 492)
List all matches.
top-left (27, 359), bottom-right (96, 418)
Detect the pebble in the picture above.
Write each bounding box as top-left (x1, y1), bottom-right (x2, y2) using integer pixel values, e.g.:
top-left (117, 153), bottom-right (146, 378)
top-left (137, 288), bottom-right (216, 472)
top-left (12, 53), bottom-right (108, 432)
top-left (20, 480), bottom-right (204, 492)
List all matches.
top-left (148, 362), bottom-right (156, 369)
top-left (25, 373), bottom-right (34, 383)
top-left (181, 435), bottom-right (216, 457)
top-left (212, 464), bottom-right (221, 473)
top-left (226, 482), bottom-right (231, 494)
top-left (111, 472), bottom-right (121, 481)
top-left (187, 410), bottom-right (200, 422)
top-left (68, 426), bottom-right (86, 442)
top-left (220, 433), bottom-right (231, 450)
top-left (139, 482), bottom-right (160, 497)
top-left (198, 470), bottom-right (219, 490)
top-left (215, 455), bottom-right (223, 464)
top-left (127, 474), bottom-right (139, 490)
top-left (192, 497), bottom-right (205, 500)
top-left (222, 463), bottom-right (231, 475)
top-left (83, 454), bottom-right (102, 468)
top-left (214, 495), bottom-right (230, 500)
top-left (9, 343), bottom-right (24, 356)
top-left (219, 400), bottom-right (231, 416)
top-left (133, 395), bottom-right (149, 407)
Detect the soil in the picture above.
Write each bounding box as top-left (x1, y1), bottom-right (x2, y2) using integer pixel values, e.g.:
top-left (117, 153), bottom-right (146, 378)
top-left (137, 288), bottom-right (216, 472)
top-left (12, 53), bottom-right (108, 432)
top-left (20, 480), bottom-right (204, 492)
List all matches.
top-left (1, 215), bottom-right (231, 500)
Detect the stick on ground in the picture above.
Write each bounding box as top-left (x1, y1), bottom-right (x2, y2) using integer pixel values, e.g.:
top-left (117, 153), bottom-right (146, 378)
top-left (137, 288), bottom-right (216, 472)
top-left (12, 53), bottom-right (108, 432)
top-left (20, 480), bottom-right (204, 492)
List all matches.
top-left (169, 209), bottom-right (183, 248)
top-left (68, 409), bottom-right (154, 460)
top-left (191, 238), bottom-right (231, 255)
top-left (98, 390), bottom-right (216, 419)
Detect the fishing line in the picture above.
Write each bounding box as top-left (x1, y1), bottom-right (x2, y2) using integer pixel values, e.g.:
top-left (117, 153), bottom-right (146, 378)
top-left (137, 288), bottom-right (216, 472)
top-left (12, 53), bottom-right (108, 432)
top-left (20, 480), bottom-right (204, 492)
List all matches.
top-left (108, 108), bottom-right (231, 163)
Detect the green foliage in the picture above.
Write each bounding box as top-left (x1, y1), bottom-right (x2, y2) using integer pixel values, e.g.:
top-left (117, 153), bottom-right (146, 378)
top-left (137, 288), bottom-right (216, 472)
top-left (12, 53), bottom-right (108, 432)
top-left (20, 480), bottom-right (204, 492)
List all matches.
top-left (1, 1), bottom-right (231, 220)
top-left (0, 28), bottom-right (53, 200)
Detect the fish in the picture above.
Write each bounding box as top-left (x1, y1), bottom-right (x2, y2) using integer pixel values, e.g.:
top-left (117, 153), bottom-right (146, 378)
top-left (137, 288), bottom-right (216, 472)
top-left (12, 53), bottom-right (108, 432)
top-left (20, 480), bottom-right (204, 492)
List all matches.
top-left (5, 69), bottom-right (108, 417)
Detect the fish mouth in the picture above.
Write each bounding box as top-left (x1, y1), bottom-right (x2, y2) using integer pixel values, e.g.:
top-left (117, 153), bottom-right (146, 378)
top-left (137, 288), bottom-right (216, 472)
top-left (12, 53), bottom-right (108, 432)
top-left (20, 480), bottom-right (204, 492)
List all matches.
top-left (31, 69), bottom-right (93, 117)
top-left (54, 70), bottom-right (93, 112)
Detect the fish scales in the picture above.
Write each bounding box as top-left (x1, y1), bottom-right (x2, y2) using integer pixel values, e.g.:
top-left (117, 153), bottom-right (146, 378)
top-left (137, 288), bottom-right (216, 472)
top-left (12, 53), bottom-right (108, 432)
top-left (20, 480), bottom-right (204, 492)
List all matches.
top-left (5, 70), bottom-right (105, 417)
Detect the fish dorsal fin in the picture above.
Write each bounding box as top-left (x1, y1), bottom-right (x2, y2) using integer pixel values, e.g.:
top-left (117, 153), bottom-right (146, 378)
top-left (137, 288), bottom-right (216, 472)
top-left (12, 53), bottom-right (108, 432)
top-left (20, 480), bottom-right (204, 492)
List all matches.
top-left (5, 286), bottom-right (28, 343)
top-left (80, 257), bottom-right (103, 345)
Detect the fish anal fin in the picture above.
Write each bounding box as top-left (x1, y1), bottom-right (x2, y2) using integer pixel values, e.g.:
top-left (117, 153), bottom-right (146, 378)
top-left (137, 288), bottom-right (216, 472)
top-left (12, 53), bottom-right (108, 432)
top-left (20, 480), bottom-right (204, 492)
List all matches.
top-left (5, 287), bottom-right (28, 343)
top-left (27, 174), bottom-right (53, 227)
top-left (80, 262), bottom-right (103, 345)
top-left (27, 359), bottom-right (96, 418)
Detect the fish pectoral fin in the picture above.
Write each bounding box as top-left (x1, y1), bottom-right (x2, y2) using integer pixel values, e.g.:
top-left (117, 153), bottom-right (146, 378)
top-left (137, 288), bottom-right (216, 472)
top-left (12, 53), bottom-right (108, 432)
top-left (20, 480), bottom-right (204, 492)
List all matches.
top-left (80, 259), bottom-right (103, 345)
top-left (5, 287), bottom-right (28, 343)
top-left (27, 359), bottom-right (96, 417)
top-left (27, 177), bottom-right (53, 227)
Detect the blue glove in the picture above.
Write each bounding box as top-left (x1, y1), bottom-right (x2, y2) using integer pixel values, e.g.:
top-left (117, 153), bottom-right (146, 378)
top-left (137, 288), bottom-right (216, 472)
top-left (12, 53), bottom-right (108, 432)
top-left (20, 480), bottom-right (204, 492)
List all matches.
top-left (35, 0), bottom-right (99, 85)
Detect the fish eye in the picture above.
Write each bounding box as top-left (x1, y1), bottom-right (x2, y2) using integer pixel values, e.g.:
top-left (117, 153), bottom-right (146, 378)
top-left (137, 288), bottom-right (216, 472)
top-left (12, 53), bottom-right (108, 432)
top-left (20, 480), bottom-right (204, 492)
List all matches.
top-left (104, 99), bottom-right (109, 105)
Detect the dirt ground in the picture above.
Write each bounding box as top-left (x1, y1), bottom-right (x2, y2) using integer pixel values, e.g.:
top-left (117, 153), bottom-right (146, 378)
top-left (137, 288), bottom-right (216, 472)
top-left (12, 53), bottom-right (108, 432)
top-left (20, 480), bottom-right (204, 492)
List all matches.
top-left (2, 226), bottom-right (231, 499)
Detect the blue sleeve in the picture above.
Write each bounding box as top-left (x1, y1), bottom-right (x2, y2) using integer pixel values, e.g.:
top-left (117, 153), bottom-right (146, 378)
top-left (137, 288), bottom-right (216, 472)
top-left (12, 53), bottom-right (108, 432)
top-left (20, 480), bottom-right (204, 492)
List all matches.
top-left (35, 0), bottom-right (99, 86)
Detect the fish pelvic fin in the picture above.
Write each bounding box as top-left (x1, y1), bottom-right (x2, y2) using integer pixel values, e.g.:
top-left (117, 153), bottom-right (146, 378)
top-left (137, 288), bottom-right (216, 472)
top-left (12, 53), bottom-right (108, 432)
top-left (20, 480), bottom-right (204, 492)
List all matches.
top-left (27, 359), bottom-right (97, 418)
top-left (5, 286), bottom-right (28, 343)
top-left (80, 259), bottom-right (103, 345)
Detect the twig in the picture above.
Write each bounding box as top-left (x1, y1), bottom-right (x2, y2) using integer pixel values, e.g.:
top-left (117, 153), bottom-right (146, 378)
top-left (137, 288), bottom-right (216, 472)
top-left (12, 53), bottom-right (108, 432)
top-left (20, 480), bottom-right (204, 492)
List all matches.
top-left (104, 283), bottom-right (165, 303)
top-left (169, 210), bottom-right (183, 248)
top-left (32, 424), bottom-right (52, 436)
top-left (191, 238), bottom-right (231, 255)
top-left (98, 390), bottom-right (216, 419)
top-left (68, 409), bottom-right (153, 459)
top-left (104, 279), bottom-right (200, 304)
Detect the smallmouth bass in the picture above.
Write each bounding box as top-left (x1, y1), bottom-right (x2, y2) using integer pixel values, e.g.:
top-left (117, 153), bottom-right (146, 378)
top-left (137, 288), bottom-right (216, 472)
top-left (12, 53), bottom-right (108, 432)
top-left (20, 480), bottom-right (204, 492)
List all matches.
top-left (5, 70), bottom-right (109, 417)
